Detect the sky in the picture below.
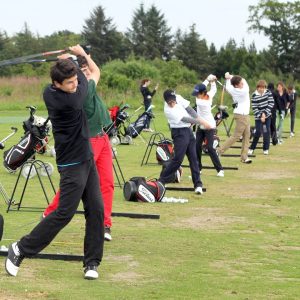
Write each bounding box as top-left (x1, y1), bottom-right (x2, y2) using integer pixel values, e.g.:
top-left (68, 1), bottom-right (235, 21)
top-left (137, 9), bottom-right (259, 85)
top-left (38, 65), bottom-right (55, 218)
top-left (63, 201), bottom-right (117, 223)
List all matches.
top-left (0, 0), bottom-right (269, 51)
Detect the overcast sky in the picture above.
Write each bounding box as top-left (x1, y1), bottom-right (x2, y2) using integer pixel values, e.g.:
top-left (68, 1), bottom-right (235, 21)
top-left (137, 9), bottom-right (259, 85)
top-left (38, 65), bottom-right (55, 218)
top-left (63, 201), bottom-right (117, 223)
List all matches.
top-left (0, 0), bottom-right (269, 51)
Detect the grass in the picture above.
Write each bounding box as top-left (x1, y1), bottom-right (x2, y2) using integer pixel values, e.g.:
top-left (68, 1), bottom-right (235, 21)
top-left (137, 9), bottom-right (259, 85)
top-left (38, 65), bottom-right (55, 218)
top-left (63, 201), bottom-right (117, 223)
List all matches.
top-left (0, 107), bottom-right (299, 299)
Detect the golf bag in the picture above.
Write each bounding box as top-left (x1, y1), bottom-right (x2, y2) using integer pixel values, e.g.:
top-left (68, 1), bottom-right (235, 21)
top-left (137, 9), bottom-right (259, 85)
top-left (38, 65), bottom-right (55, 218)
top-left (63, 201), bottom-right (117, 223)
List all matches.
top-left (160, 161), bottom-right (183, 183)
top-left (106, 104), bottom-right (132, 145)
top-left (214, 109), bottom-right (229, 127)
top-left (123, 177), bottom-right (166, 202)
top-left (202, 130), bottom-right (220, 154)
top-left (3, 106), bottom-right (52, 172)
top-left (125, 111), bottom-right (154, 138)
top-left (156, 139), bottom-right (174, 164)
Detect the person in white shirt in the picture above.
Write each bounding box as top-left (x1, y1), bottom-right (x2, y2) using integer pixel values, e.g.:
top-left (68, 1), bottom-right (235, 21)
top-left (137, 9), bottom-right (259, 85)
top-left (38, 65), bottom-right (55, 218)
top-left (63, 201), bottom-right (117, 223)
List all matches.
top-left (193, 74), bottom-right (224, 177)
top-left (159, 89), bottom-right (211, 194)
top-left (218, 73), bottom-right (252, 164)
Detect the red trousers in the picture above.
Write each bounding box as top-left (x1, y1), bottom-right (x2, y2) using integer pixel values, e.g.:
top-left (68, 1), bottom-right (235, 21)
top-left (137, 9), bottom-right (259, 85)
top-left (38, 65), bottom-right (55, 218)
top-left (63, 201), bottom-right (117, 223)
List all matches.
top-left (43, 134), bottom-right (114, 227)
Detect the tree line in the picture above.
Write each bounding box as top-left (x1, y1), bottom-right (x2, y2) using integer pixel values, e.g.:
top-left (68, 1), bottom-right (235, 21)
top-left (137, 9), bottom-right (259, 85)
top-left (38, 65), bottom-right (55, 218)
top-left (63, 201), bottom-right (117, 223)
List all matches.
top-left (0, 0), bottom-right (299, 82)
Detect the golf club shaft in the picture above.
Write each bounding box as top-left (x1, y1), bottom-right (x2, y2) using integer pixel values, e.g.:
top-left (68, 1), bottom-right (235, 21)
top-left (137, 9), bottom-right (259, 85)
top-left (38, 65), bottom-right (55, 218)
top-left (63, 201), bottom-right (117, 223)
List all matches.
top-left (0, 127), bottom-right (18, 146)
top-left (0, 49), bottom-right (68, 67)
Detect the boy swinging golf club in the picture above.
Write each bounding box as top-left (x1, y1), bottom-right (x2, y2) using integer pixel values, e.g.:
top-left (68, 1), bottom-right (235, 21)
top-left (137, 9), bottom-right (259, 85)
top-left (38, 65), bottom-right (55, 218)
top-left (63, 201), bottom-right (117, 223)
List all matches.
top-left (5, 45), bottom-right (104, 280)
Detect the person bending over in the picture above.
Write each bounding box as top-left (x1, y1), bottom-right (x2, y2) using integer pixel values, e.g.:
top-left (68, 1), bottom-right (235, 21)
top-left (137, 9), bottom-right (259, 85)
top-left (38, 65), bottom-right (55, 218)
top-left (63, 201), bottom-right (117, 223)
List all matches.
top-left (159, 89), bottom-right (211, 195)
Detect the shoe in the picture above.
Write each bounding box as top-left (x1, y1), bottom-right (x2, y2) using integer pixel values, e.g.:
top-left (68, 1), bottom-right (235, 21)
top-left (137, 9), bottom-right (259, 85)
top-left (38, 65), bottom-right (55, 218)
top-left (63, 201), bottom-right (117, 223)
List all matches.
top-left (263, 150), bottom-right (269, 155)
top-left (290, 132), bottom-right (295, 137)
top-left (217, 170), bottom-right (224, 177)
top-left (84, 265), bottom-right (99, 280)
top-left (248, 149), bottom-right (254, 155)
top-left (5, 242), bottom-right (25, 277)
top-left (241, 158), bottom-right (252, 164)
top-left (195, 186), bottom-right (203, 195)
top-left (104, 227), bottom-right (112, 241)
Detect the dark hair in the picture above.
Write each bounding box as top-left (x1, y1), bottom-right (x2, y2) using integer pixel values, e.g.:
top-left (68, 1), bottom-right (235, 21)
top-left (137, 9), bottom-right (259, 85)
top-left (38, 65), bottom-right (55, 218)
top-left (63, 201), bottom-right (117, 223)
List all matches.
top-left (267, 82), bottom-right (274, 91)
top-left (77, 55), bottom-right (88, 68)
top-left (141, 79), bottom-right (150, 85)
top-left (287, 84), bottom-right (294, 91)
top-left (50, 59), bottom-right (77, 84)
top-left (231, 75), bottom-right (242, 87)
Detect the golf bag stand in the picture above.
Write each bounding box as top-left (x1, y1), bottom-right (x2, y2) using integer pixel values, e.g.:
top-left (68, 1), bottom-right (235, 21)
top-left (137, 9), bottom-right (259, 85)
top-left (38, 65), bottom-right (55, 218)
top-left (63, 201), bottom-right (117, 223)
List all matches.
top-left (0, 127), bottom-right (18, 205)
top-left (112, 148), bottom-right (126, 188)
top-left (6, 159), bottom-right (56, 213)
top-left (140, 132), bottom-right (169, 166)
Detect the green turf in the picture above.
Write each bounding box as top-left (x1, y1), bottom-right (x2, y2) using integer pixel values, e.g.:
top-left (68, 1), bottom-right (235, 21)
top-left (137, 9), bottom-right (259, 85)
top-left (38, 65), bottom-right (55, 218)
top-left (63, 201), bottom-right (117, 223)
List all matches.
top-left (0, 109), bottom-right (299, 300)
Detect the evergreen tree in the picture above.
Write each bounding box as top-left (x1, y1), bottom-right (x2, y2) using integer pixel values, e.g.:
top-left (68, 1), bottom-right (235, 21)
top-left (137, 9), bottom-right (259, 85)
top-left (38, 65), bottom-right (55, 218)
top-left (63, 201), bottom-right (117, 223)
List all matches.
top-left (126, 4), bottom-right (173, 60)
top-left (82, 5), bottom-right (129, 65)
top-left (173, 24), bottom-right (212, 77)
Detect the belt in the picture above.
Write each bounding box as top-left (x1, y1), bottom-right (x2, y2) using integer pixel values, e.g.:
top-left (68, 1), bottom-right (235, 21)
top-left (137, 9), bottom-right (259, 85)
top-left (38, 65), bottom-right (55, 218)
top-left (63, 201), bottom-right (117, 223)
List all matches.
top-left (96, 129), bottom-right (106, 137)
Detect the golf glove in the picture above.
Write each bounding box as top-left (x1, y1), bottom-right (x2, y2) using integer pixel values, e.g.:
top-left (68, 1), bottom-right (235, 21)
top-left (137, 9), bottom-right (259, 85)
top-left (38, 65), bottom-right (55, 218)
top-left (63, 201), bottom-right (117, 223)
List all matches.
top-left (207, 74), bottom-right (216, 82)
top-left (225, 72), bottom-right (232, 79)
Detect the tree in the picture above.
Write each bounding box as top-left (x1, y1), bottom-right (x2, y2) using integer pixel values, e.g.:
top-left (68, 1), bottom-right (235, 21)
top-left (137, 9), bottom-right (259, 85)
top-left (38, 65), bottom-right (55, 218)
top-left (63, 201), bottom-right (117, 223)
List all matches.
top-left (173, 24), bottom-right (212, 77)
top-left (126, 4), bottom-right (173, 60)
top-left (82, 5), bottom-right (129, 65)
top-left (248, 0), bottom-right (300, 78)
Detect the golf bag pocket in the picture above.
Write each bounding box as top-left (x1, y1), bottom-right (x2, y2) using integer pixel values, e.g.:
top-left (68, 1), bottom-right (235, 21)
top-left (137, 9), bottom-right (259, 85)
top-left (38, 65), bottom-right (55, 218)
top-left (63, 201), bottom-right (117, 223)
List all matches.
top-left (123, 177), bottom-right (166, 202)
top-left (3, 132), bottom-right (36, 172)
top-left (156, 139), bottom-right (174, 164)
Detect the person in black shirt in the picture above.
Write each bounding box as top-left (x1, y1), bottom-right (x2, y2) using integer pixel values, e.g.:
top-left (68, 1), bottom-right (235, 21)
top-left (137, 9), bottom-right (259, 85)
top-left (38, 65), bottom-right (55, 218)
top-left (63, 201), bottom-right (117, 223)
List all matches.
top-left (140, 78), bottom-right (158, 132)
top-left (5, 45), bottom-right (104, 280)
top-left (287, 85), bottom-right (297, 137)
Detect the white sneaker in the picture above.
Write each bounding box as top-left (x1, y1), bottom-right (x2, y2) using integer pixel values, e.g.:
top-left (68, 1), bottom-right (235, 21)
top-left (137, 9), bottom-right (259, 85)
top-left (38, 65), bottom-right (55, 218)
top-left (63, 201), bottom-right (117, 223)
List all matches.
top-left (195, 187), bottom-right (203, 195)
top-left (217, 170), bottom-right (224, 177)
top-left (248, 149), bottom-right (254, 155)
top-left (290, 132), bottom-right (295, 137)
top-left (263, 150), bottom-right (269, 155)
top-left (5, 242), bottom-right (25, 277)
top-left (104, 227), bottom-right (112, 241)
top-left (84, 265), bottom-right (99, 280)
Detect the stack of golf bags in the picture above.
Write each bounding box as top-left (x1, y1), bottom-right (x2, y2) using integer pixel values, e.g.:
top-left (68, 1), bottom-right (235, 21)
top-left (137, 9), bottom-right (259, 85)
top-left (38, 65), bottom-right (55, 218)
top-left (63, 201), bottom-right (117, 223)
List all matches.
top-left (3, 106), bottom-right (52, 172)
top-left (123, 176), bottom-right (166, 203)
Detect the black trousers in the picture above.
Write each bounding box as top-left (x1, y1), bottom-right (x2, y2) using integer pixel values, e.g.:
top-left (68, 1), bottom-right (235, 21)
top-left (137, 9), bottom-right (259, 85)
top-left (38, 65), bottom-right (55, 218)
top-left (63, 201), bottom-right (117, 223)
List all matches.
top-left (195, 128), bottom-right (223, 172)
top-left (250, 117), bottom-right (271, 151)
top-left (19, 158), bottom-right (104, 267)
top-left (290, 105), bottom-right (296, 133)
top-left (144, 100), bottom-right (152, 128)
top-left (159, 127), bottom-right (202, 188)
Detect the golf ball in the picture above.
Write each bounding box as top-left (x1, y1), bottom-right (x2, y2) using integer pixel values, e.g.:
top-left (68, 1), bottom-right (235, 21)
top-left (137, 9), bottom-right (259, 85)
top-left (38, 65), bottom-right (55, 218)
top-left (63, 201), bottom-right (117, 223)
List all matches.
top-left (288, 187), bottom-right (291, 191)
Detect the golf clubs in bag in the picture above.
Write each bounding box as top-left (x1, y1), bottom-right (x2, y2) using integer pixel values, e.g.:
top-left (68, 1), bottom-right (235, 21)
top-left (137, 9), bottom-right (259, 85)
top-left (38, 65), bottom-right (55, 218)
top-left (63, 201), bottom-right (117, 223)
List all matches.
top-left (123, 177), bottom-right (166, 202)
top-left (3, 106), bottom-right (52, 174)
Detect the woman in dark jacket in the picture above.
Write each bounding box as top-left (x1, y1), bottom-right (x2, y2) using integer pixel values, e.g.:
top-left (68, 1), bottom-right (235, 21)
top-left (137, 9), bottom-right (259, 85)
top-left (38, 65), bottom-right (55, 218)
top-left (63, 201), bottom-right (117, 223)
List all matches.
top-left (275, 81), bottom-right (290, 144)
top-left (140, 79), bottom-right (158, 131)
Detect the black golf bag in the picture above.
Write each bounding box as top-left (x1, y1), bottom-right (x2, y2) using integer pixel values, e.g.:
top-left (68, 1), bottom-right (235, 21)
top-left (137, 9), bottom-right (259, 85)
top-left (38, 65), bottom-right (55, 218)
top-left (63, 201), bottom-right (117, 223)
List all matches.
top-left (214, 108), bottom-right (229, 126)
top-left (160, 161), bottom-right (183, 183)
top-left (125, 111), bottom-right (154, 138)
top-left (3, 106), bottom-right (51, 172)
top-left (123, 177), bottom-right (166, 202)
top-left (202, 130), bottom-right (220, 154)
top-left (156, 139), bottom-right (174, 164)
